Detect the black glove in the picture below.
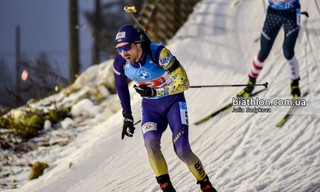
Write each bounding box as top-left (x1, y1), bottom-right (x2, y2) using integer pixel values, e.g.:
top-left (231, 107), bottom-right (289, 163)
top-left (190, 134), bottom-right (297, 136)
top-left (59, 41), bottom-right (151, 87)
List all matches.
top-left (121, 115), bottom-right (135, 140)
top-left (134, 84), bottom-right (156, 97)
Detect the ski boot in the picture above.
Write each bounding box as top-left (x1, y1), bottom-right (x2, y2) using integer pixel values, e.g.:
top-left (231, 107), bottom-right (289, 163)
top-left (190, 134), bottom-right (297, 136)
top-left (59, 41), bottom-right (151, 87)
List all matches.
top-left (156, 174), bottom-right (176, 192)
top-left (237, 76), bottom-right (256, 97)
top-left (291, 78), bottom-right (301, 98)
top-left (197, 175), bottom-right (217, 192)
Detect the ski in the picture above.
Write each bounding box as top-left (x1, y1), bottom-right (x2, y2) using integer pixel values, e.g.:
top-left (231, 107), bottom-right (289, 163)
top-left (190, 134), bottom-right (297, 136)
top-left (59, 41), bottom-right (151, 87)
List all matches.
top-left (194, 88), bottom-right (268, 125)
top-left (230, 0), bottom-right (243, 8)
top-left (276, 92), bottom-right (309, 127)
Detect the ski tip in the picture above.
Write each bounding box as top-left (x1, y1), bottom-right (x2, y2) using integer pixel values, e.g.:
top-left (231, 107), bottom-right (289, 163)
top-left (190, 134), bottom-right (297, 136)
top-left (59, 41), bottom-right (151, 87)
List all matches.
top-left (264, 82), bottom-right (268, 88)
top-left (230, 0), bottom-right (240, 8)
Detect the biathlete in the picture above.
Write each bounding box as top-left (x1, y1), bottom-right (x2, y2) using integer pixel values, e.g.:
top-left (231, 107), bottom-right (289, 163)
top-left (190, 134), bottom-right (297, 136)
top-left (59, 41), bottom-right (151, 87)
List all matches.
top-left (238, 0), bottom-right (302, 98)
top-left (113, 24), bottom-right (217, 192)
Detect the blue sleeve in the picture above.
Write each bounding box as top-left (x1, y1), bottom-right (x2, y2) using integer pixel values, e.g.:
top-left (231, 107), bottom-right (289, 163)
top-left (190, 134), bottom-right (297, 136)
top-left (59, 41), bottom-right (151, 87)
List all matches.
top-left (113, 54), bottom-right (132, 115)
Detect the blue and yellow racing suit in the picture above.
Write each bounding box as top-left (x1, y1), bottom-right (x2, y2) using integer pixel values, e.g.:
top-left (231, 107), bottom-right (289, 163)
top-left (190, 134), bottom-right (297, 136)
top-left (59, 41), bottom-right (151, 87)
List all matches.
top-left (113, 43), bottom-right (207, 181)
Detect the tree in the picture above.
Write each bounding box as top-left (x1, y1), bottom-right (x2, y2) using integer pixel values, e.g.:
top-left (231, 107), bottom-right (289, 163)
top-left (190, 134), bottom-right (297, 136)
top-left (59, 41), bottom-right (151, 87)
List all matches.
top-left (0, 58), bottom-right (14, 107)
top-left (69, 0), bottom-right (80, 83)
top-left (84, 0), bottom-right (133, 63)
top-left (92, 0), bottom-right (101, 65)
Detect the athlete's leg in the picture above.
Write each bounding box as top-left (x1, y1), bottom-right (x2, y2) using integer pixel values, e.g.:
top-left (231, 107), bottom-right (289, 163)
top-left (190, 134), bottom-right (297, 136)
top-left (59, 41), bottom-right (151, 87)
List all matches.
top-left (250, 8), bottom-right (282, 79)
top-left (283, 28), bottom-right (299, 61)
top-left (258, 8), bottom-right (282, 61)
top-left (167, 93), bottom-right (207, 181)
top-left (282, 8), bottom-right (301, 97)
top-left (242, 8), bottom-right (283, 97)
top-left (284, 29), bottom-right (300, 80)
top-left (282, 8), bottom-right (300, 80)
top-left (141, 100), bottom-right (169, 177)
top-left (282, 8), bottom-right (300, 60)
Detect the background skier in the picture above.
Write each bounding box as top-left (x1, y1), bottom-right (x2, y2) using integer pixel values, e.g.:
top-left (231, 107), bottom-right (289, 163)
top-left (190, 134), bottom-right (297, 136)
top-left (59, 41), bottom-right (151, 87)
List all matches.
top-left (238, 0), bottom-right (302, 98)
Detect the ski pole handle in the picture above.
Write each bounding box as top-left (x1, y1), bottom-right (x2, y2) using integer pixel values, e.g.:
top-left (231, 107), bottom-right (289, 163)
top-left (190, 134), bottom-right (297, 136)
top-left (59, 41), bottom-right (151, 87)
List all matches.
top-left (190, 82), bottom-right (268, 88)
top-left (124, 6), bottom-right (137, 14)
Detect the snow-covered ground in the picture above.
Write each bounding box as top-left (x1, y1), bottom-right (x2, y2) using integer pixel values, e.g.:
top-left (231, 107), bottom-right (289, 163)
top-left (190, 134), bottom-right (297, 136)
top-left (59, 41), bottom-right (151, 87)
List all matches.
top-left (1, 0), bottom-right (320, 191)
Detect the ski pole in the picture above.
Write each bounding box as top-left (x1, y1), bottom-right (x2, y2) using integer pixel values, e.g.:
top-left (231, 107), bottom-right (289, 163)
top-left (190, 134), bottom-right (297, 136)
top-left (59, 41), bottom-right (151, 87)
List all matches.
top-left (124, 6), bottom-right (153, 43)
top-left (132, 82), bottom-right (267, 125)
top-left (190, 82), bottom-right (268, 88)
top-left (134, 119), bottom-right (141, 126)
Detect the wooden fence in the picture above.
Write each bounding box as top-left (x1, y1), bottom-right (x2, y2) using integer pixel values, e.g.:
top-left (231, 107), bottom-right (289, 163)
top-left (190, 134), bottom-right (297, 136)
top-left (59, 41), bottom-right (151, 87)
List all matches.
top-left (137, 0), bottom-right (200, 44)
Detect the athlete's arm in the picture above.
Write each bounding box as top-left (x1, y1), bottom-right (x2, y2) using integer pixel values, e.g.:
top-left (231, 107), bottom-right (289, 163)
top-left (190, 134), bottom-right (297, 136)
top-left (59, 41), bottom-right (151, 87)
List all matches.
top-left (154, 47), bottom-right (190, 97)
top-left (113, 54), bottom-right (132, 114)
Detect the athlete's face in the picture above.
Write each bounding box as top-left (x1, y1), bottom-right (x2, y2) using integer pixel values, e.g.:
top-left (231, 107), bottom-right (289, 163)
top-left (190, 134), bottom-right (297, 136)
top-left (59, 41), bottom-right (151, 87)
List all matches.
top-left (116, 42), bottom-right (142, 63)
